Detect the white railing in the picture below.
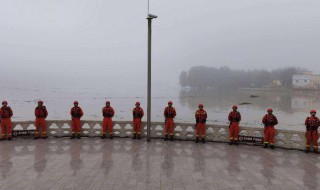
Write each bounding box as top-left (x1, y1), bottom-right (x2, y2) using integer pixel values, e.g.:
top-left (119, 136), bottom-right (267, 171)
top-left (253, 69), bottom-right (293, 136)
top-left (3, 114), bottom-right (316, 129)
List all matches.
top-left (13, 120), bottom-right (312, 150)
top-left (11, 120), bottom-right (310, 150)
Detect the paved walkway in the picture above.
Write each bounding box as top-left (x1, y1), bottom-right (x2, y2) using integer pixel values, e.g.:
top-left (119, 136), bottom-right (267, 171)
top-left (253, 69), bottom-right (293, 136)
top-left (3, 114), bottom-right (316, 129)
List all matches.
top-left (0, 138), bottom-right (319, 190)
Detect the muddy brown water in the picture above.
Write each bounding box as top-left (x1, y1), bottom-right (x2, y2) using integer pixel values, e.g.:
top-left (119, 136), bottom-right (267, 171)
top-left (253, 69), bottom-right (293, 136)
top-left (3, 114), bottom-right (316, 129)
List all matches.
top-left (1, 84), bottom-right (319, 132)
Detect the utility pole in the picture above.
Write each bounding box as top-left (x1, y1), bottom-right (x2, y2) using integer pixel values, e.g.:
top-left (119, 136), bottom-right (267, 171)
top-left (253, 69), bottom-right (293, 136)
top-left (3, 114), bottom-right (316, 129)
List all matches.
top-left (146, 13), bottom-right (157, 142)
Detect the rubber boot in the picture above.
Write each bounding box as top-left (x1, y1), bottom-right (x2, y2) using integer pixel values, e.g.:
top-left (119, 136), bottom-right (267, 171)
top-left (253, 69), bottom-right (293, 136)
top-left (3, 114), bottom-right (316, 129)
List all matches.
top-left (195, 137), bottom-right (199, 143)
top-left (305, 147), bottom-right (310, 153)
top-left (43, 136), bottom-right (47, 139)
top-left (34, 132), bottom-right (39, 139)
top-left (270, 144), bottom-right (275, 149)
top-left (263, 143), bottom-right (268, 148)
top-left (137, 134), bottom-right (141, 140)
top-left (170, 135), bottom-right (174, 141)
top-left (314, 147), bottom-right (319, 154)
top-left (202, 137), bottom-right (205, 144)
top-left (132, 133), bottom-right (136, 140)
top-left (234, 140), bottom-right (239, 146)
top-left (229, 140), bottom-right (233, 145)
top-left (70, 134), bottom-right (75, 139)
top-left (110, 134), bottom-right (113, 139)
top-left (101, 134), bottom-right (106, 139)
top-left (77, 134), bottom-right (81, 139)
top-left (164, 135), bottom-right (168, 141)
top-left (8, 136), bottom-right (12, 141)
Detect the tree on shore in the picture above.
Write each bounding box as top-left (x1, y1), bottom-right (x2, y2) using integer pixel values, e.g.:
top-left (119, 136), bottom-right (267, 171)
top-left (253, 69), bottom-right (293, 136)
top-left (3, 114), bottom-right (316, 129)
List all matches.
top-left (179, 71), bottom-right (188, 87)
top-left (180, 66), bottom-right (304, 89)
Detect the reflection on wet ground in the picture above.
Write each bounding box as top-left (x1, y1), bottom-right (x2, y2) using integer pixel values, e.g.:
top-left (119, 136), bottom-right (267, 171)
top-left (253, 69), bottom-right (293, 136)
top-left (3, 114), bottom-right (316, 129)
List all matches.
top-left (0, 138), bottom-right (319, 190)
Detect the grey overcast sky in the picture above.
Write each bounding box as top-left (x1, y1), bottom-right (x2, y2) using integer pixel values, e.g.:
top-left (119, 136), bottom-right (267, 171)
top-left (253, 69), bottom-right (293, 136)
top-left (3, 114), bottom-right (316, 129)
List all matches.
top-left (0, 0), bottom-right (320, 87)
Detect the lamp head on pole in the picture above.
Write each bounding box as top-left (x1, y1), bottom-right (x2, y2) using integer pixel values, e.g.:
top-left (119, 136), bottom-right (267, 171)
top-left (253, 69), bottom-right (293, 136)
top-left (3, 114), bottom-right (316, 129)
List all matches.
top-left (147, 13), bottom-right (158, 19)
top-left (147, 0), bottom-right (157, 19)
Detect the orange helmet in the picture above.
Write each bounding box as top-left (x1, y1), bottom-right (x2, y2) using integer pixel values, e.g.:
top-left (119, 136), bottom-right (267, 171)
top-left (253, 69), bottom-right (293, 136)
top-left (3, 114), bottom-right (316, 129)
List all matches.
top-left (310, 110), bottom-right (317, 114)
top-left (232, 105), bottom-right (238, 109)
top-left (74, 101), bottom-right (78, 104)
top-left (267, 108), bottom-right (273, 112)
top-left (168, 101), bottom-right (173, 105)
top-left (135, 102), bottom-right (140, 105)
top-left (198, 103), bottom-right (203, 107)
top-left (2, 100), bottom-right (7, 105)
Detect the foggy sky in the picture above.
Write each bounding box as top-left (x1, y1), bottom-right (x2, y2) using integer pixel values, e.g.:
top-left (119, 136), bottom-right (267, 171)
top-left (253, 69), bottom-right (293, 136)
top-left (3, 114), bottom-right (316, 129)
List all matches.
top-left (1, 0), bottom-right (320, 88)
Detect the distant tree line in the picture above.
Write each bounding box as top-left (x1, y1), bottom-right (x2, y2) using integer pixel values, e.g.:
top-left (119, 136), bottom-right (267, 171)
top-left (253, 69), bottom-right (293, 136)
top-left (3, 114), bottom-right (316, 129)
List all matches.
top-left (179, 66), bottom-right (304, 89)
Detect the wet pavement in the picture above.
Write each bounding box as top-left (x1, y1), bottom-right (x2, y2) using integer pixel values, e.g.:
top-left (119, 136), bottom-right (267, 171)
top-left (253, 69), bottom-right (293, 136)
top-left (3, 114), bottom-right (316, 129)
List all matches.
top-left (0, 138), bottom-right (319, 190)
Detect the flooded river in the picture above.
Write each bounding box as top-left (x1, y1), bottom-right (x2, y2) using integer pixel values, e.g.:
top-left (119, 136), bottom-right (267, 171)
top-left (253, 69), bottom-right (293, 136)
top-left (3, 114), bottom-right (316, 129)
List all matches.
top-left (1, 80), bottom-right (318, 132)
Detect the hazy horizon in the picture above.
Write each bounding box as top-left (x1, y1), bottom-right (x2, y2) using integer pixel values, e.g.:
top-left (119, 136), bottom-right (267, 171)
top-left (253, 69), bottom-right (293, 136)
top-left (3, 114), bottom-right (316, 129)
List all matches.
top-left (1, 0), bottom-right (320, 89)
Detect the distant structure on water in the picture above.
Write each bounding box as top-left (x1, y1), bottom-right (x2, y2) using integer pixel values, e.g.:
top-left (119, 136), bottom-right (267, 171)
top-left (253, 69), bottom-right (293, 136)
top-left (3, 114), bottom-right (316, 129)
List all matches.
top-left (292, 71), bottom-right (320, 90)
top-left (270, 80), bottom-right (282, 88)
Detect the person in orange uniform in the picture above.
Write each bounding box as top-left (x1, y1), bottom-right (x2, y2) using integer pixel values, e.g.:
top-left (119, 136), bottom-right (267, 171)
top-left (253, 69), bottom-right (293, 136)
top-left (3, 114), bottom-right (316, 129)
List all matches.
top-left (228, 105), bottom-right (241, 145)
top-left (0, 101), bottom-right (13, 140)
top-left (34, 100), bottom-right (48, 139)
top-left (132, 102), bottom-right (144, 140)
top-left (304, 110), bottom-right (320, 154)
top-left (262, 108), bottom-right (278, 149)
top-left (70, 101), bottom-right (84, 139)
top-left (164, 101), bottom-right (176, 141)
top-left (102, 101), bottom-right (115, 139)
top-left (195, 104), bottom-right (207, 143)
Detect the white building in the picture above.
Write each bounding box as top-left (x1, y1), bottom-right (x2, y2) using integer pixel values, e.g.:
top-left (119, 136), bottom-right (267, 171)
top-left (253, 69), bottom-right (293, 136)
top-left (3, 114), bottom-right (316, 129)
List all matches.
top-left (292, 72), bottom-right (320, 89)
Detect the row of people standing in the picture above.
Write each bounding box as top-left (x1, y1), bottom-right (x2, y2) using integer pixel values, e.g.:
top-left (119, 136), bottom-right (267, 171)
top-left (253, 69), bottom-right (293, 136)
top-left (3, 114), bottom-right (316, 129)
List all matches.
top-left (0, 100), bottom-right (319, 153)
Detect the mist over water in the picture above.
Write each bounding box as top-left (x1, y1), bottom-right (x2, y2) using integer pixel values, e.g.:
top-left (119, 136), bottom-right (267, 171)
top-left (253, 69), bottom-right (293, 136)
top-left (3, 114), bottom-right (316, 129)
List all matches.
top-left (0, 74), bottom-right (317, 132)
top-left (1, 0), bottom-right (320, 132)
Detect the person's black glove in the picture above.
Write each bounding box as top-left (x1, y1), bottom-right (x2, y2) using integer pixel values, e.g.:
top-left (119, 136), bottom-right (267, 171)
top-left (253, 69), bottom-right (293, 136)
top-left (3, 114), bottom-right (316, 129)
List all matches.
top-left (202, 119), bottom-right (206, 123)
top-left (196, 119), bottom-right (199, 124)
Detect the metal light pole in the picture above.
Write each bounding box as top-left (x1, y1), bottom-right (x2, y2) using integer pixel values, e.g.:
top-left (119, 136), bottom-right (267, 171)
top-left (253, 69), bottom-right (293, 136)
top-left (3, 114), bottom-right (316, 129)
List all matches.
top-left (146, 13), bottom-right (157, 142)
